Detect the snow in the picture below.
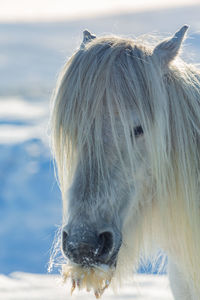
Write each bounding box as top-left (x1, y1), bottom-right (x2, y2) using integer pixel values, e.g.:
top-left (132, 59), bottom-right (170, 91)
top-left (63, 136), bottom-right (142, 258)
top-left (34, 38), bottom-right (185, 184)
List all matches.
top-left (0, 0), bottom-right (198, 22)
top-left (0, 97), bottom-right (48, 143)
top-left (0, 273), bottom-right (173, 299)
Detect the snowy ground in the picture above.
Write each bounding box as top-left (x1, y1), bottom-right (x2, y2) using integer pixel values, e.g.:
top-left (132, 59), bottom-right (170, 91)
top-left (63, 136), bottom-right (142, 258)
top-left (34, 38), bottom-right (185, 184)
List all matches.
top-left (0, 273), bottom-right (173, 300)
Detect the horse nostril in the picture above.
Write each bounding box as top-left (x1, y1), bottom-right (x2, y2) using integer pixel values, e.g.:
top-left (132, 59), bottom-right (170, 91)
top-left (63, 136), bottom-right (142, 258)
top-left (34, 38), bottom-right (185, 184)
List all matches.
top-left (98, 231), bottom-right (114, 259)
top-left (61, 227), bottom-right (99, 264)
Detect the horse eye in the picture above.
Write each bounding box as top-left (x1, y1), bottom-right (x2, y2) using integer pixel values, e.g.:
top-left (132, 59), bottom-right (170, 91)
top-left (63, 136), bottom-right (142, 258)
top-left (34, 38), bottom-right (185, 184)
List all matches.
top-left (133, 125), bottom-right (143, 138)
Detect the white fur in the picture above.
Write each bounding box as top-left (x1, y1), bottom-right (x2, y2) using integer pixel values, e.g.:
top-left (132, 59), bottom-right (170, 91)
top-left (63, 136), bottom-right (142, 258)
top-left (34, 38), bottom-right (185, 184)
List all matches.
top-left (50, 26), bottom-right (200, 299)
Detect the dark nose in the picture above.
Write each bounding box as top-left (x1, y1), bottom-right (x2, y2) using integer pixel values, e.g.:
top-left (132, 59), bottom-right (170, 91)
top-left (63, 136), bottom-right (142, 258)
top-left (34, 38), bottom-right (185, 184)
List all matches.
top-left (62, 225), bottom-right (115, 266)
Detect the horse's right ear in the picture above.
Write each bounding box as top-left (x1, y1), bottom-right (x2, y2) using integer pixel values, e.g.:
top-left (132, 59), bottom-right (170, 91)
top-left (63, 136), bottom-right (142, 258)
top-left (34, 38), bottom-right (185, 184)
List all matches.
top-left (80, 30), bottom-right (96, 49)
top-left (152, 25), bottom-right (189, 67)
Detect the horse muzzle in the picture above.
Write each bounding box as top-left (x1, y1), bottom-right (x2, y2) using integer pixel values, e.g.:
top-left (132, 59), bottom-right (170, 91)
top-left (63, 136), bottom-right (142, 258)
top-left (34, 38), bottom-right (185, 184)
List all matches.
top-left (62, 223), bottom-right (122, 268)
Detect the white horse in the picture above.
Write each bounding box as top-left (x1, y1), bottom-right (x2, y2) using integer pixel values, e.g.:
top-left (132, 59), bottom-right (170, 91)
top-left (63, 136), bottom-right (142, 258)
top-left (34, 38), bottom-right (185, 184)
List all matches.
top-left (50, 25), bottom-right (200, 299)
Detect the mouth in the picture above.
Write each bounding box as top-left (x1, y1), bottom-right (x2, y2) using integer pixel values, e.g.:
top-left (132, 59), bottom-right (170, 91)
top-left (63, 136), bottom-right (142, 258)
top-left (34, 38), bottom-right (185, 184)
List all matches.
top-left (62, 262), bottom-right (116, 298)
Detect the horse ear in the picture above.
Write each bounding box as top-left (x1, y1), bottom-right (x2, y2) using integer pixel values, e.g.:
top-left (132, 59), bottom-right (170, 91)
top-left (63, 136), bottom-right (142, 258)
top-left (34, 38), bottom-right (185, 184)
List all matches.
top-left (153, 25), bottom-right (189, 66)
top-left (80, 29), bottom-right (96, 49)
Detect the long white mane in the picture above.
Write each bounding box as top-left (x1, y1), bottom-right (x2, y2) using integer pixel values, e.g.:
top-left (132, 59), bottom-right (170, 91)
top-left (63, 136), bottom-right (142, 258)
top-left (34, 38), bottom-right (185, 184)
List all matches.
top-left (50, 31), bottom-right (200, 292)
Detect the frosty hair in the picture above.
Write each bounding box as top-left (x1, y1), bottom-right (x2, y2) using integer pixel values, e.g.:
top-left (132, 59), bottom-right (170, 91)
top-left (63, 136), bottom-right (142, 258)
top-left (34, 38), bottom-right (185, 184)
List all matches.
top-left (50, 26), bottom-right (200, 293)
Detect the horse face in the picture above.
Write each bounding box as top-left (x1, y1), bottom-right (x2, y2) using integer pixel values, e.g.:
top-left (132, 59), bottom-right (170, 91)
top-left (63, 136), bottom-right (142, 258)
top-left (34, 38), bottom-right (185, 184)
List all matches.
top-left (62, 111), bottom-right (146, 269)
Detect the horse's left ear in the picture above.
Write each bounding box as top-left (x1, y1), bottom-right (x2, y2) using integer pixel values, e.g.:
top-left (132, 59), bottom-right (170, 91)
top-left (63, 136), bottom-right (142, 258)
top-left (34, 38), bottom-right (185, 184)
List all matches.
top-left (152, 25), bottom-right (189, 66)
